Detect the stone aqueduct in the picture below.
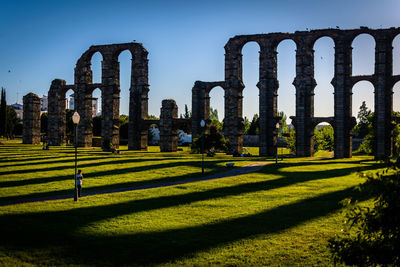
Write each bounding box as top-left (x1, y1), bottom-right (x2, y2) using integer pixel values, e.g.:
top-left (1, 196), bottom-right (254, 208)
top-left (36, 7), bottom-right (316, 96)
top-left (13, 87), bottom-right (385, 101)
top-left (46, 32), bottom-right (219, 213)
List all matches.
top-left (22, 27), bottom-right (400, 159)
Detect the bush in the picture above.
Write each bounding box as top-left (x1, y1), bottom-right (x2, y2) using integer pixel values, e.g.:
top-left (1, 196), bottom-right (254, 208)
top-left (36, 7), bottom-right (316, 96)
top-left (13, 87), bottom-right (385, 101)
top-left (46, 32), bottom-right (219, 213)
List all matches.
top-left (192, 125), bottom-right (230, 154)
top-left (329, 163), bottom-right (400, 265)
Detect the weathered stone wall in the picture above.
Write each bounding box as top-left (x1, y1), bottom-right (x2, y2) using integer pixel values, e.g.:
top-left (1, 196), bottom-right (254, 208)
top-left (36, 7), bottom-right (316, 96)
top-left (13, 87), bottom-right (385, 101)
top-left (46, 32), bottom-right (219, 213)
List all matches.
top-left (193, 27), bottom-right (400, 159)
top-left (23, 93), bottom-right (41, 144)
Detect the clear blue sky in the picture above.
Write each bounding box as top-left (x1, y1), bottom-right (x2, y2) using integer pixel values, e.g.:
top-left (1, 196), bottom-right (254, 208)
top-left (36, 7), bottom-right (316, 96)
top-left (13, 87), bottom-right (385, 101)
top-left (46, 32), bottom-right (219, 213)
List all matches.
top-left (1, 0), bottom-right (400, 121)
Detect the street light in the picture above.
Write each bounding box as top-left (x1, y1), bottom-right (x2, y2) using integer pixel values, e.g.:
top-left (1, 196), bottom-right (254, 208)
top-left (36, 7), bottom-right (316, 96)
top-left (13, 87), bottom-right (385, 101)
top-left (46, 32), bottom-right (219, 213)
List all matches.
top-left (200, 119), bottom-right (205, 174)
top-left (72, 111), bottom-right (80, 201)
top-left (275, 122), bottom-right (280, 164)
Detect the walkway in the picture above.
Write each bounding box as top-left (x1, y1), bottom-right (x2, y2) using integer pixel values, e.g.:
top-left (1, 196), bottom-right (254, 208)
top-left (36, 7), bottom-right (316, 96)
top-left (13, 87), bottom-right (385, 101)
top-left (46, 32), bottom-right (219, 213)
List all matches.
top-left (0, 162), bottom-right (269, 207)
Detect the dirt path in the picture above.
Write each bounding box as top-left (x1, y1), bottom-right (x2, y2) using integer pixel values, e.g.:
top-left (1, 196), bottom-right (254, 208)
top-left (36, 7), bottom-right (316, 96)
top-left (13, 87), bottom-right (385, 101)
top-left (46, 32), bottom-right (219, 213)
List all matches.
top-left (0, 162), bottom-right (269, 207)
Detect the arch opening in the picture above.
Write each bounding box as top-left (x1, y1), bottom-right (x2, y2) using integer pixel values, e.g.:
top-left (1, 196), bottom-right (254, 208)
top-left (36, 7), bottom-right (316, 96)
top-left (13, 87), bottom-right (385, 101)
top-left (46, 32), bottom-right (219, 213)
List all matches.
top-left (313, 37), bottom-right (335, 117)
top-left (242, 41), bottom-right (260, 125)
top-left (277, 39), bottom-right (296, 127)
top-left (92, 88), bottom-right (102, 138)
top-left (393, 34), bottom-right (400, 75)
top-left (209, 86), bottom-right (224, 131)
top-left (352, 81), bottom-right (375, 152)
top-left (64, 88), bottom-right (75, 145)
top-left (352, 34), bottom-right (376, 76)
top-left (313, 122), bottom-right (334, 156)
top-left (394, 81), bottom-right (400, 113)
top-left (118, 50), bottom-right (132, 117)
top-left (90, 52), bottom-right (102, 84)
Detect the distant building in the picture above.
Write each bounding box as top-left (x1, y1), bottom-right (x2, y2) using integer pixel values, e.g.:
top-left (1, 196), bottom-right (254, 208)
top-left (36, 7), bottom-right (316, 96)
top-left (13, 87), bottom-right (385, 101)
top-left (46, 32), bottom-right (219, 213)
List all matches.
top-left (11, 102), bottom-right (23, 119)
top-left (40, 95), bottom-right (48, 111)
top-left (69, 95), bottom-right (75, 110)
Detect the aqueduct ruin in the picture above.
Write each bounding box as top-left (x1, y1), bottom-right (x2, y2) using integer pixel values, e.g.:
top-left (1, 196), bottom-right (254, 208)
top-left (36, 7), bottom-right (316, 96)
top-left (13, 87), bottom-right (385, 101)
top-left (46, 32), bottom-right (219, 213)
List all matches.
top-left (192, 27), bottom-right (400, 159)
top-left (21, 27), bottom-right (400, 159)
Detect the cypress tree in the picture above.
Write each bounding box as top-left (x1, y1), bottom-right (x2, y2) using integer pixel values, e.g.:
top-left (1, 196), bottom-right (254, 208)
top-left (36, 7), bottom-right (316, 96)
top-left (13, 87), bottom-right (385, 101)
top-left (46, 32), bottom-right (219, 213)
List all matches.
top-left (0, 88), bottom-right (6, 137)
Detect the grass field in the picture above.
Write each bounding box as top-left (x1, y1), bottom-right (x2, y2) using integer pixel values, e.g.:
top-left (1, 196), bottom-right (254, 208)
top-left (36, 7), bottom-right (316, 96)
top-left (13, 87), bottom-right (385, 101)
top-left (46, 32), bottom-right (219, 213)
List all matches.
top-left (0, 140), bottom-right (384, 266)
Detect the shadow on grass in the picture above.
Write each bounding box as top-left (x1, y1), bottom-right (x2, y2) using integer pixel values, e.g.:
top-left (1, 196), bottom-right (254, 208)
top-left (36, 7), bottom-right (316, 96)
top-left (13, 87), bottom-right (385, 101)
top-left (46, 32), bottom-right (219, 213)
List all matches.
top-left (0, 183), bottom-right (368, 265)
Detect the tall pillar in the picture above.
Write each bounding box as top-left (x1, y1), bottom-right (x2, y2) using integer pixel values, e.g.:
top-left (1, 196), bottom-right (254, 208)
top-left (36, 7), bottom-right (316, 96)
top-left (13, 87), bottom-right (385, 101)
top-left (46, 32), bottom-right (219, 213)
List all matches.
top-left (259, 41), bottom-right (279, 156)
top-left (332, 37), bottom-right (353, 158)
top-left (293, 38), bottom-right (316, 157)
top-left (23, 93), bottom-right (41, 144)
top-left (374, 32), bottom-right (393, 159)
top-left (75, 60), bottom-right (93, 147)
top-left (102, 54), bottom-right (120, 149)
top-left (159, 99), bottom-right (179, 152)
top-left (48, 79), bottom-right (67, 146)
top-left (224, 41), bottom-right (244, 154)
top-left (191, 81), bottom-right (210, 138)
top-left (129, 45), bottom-right (149, 150)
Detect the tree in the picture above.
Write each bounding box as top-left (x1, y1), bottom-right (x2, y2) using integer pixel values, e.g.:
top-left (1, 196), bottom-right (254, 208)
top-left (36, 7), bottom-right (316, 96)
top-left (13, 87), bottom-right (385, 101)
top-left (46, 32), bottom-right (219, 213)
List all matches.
top-left (243, 116), bottom-right (251, 134)
top-left (247, 114), bottom-right (259, 135)
top-left (329, 164), bottom-right (400, 265)
top-left (357, 112), bottom-right (375, 155)
top-left (353, 101), bottom-right (372, 139)
top-left (210, 107), bottom-right (223, 131)
top-left (5, 106), bottom-right (19, 139)
top-left (192, 125), bottom-right (230, 154)
top-left (314, 125), bottom-right (334, 151)
top-left (0, 88), bottom-right (7, 137)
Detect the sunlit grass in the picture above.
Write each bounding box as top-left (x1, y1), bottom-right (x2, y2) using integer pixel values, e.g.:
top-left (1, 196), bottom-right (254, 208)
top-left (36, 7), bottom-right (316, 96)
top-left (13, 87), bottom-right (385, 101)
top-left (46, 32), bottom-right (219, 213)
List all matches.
top-left (0, 140), bottom-right (383, 266)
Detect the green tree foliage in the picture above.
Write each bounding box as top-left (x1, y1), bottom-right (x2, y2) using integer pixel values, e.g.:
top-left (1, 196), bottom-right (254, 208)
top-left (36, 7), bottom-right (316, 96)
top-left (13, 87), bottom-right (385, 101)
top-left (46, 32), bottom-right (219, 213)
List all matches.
top-left (5, 106), bottom-right (19, 138)
top-left (210, 107), bottom-right (223, 131)
top-left (284, 129), bottom-right (296, 154)
top-left (247, 114), bottom-right (259, 135)
top-left (314, 125), bottom-right (334, 151)
top-left (329, 164), bottom-right (400, 265)
top-left (243, 116), bottom-right (251, 134)
top-left (356, 112), bottom-right (375, 155)
top-left (277, 111), bottom-right (289, 133)
top-left (192, 125), bottom-right (230, 154)
top-left (353, 101), bottom-right (372, 139)
top-left (0, 88), bottom-right (7, 137)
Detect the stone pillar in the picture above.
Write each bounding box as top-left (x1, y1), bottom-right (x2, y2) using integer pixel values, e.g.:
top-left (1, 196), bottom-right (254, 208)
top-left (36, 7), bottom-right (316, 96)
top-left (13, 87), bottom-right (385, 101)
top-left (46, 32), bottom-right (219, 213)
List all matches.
top-left (374, 32), bottom-right (393, 159)
top-left (159, 99), bottom-right (179, 152)
top-left (224, 42), bottom-right (244, 154)
top-left (293, 38), bottom-right (316, 157)
top-left (259, 42), bottom-right (279, 156)
top-left (48, 79), bottom-right (67, 146)
top-left (75, 61), bottom-right (93, 147)
top-left (102, 54), bottom-right (120, 149)
top-left (332, 37), bottom-right (353, 158)
top-left (23, 93), bottom-right (41, 144)
top-left (129, 45), bottom-right (149, 150)
top-left (191, 81), bottom-right (209, 138)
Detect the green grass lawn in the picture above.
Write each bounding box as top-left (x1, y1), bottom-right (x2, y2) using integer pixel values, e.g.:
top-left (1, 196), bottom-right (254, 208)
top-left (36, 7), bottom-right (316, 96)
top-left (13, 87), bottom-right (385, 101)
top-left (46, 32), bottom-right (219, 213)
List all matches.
top-left (0, 140), bottom-right (384, 266)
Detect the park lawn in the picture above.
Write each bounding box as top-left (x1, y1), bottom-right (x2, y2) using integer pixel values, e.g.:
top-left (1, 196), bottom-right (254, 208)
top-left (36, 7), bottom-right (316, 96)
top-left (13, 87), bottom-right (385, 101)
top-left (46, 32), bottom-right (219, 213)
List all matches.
top-left (0, 141), bottom-right (268, 202)
top-left (0, 140), bottom-right (385, 266)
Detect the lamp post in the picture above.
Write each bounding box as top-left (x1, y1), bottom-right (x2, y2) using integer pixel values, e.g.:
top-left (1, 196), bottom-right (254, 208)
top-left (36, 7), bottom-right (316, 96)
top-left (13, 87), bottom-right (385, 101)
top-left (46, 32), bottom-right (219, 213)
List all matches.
top-left (72, 111), bottom-right (80, 201)
top-left (275, 122), bottom-right (280, 164)
top-left (200, 119), bottom-right (205, 174)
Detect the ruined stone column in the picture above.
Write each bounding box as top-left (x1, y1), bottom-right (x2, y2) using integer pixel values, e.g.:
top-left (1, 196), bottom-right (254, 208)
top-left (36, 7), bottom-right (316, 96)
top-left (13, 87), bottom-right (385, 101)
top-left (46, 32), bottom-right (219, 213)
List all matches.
top-left (129, 45), bottom-right (149, 150)
top-left (23, 93), bottom-right (41, 144)
top-left (259, 41), bottom-right (279, 156)
top-left (102, 54), bottom-right (120, 149)
top-left (75, 60), bottom-right (93, 147)
top-left (293, 37), bottom-right (316, 157)
top-left (224, 40), bottom-right (244, 154)
top-left (191, 81), bottom-right (210, 138)
top-left (48, 79), bottom-right (67, 146)
top-left (374, 32), bottom-right (393, 159)
top-left (332, 37), bottom-right (353, 158)
top-left (159, 99), bottom-right (179, 152)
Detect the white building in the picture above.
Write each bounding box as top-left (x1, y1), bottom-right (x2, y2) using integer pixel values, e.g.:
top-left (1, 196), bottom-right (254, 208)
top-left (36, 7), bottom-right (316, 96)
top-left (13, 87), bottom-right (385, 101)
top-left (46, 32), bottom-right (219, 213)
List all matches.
top-left (40, 95), bottom-right (48, 111)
